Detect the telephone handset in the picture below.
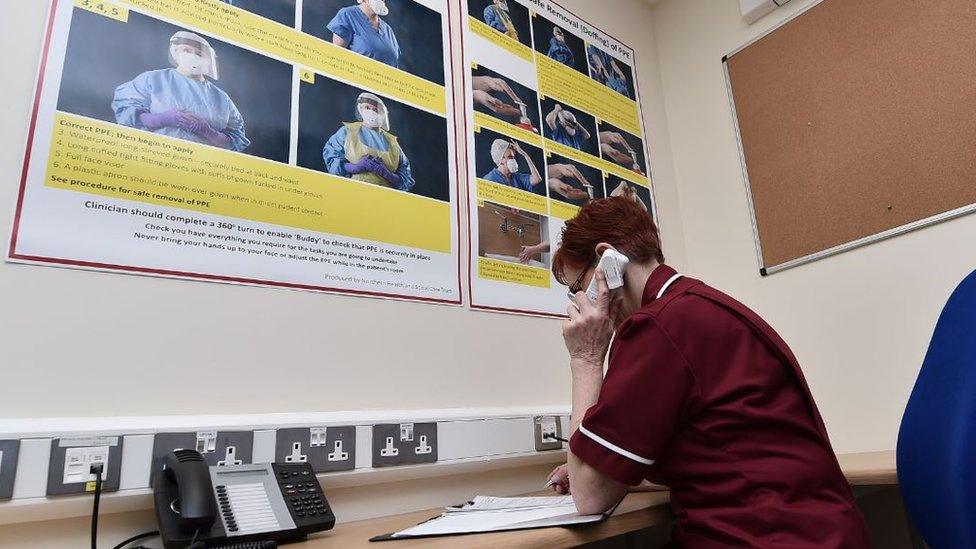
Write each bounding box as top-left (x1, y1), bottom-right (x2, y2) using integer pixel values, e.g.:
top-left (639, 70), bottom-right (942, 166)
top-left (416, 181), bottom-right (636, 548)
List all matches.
top-left (154, 450), bottom-right (335, 548)
top-left (585, 249), bottom-right (630, 302)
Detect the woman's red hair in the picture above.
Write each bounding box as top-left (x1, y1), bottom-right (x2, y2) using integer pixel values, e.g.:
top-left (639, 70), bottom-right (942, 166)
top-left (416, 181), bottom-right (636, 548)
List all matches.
top-left (552, 197), bottom-right (664, 285)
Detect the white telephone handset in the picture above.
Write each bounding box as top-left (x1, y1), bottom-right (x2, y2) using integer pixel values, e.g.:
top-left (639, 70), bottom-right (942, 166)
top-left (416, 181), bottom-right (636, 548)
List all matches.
top-left (585, 249), bottom-right (630, 302)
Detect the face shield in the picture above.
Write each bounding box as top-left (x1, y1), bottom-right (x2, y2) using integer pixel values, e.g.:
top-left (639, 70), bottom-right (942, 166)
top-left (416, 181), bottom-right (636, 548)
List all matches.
top-left (168, 31), bottom-right (219, 80)
top-left (356, 92), bottom-right (390, 131)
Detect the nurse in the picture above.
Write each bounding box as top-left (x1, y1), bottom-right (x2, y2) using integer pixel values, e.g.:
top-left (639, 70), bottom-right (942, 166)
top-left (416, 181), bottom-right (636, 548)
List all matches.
top-left (546, 198), bottom-right (871, 547)
top-left (547, 27), bottom-right (575, 67)
top-left (112, 31), bottom-right (249, 152)
top-left (322, 92), bottom-right (415, 192)
top-left (545, 104), bottom-right (591, 151)
top-left (483, 0), bottom-right (518, 41)
top-left (328, 0), bottom-right (400, 68)
top-left (587, 45), bottom-right (630, 98)
top-left (481, 139), bottom-right (543, 193)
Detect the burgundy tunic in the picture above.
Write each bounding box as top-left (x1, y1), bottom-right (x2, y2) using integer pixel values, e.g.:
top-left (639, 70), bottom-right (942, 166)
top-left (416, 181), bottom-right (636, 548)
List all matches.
top-left (570, 265), bottom-right (869, 548)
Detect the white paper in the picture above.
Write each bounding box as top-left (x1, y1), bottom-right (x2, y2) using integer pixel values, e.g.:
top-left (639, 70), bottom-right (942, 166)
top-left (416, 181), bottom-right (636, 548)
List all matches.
top-left (394, 495), bottom-right (604, 537)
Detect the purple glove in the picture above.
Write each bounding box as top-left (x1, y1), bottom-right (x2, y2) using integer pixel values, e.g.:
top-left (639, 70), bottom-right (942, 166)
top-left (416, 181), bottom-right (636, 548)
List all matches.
top-left (139, 109), bottom-right (190, 130)
top-left (344, 156), bottom-right (373, 175)
top-left (364, 156), bottom-right (402, 187)
top-left (176, 113), bottom-right (230, 147)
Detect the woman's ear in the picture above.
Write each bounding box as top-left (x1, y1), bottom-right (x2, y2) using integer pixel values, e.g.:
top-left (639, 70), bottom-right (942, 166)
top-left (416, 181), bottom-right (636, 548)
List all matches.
top-left (594, 242), bottom-right (615, 257)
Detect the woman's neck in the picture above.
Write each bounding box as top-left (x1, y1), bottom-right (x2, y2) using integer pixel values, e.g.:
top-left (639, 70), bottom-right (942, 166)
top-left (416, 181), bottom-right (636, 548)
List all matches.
top-left (176, 68), bottom-right (204, 82)
top-left (359, 3), bottom-right (378, 25)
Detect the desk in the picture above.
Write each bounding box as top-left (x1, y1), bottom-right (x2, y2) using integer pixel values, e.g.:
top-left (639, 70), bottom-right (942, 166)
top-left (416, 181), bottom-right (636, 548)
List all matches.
top-left (296, 451), bottom-right (896, 548)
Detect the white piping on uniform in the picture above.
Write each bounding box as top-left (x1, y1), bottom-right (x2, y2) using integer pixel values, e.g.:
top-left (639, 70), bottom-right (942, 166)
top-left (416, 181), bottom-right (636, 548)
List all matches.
top-left (578, 424), bottom-right (655, 465)
top-left (657, 273), bottom-right (683, 299)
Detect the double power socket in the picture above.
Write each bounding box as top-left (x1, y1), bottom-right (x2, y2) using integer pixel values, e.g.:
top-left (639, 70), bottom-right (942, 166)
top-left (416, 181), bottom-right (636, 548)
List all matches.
top-left (372, 423), bottom-right (438, 467)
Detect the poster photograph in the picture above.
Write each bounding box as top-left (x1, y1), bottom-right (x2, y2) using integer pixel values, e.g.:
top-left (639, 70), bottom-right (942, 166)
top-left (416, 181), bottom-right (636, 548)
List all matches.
top-left (9, 0), bottom-right (461, 304)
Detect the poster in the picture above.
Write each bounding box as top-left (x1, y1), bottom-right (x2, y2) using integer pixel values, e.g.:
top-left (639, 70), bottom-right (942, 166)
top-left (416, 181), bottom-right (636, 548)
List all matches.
top-left (9, 0), bottom-right (461, 304)
top-left (463, 0), bottom-right (655, 316)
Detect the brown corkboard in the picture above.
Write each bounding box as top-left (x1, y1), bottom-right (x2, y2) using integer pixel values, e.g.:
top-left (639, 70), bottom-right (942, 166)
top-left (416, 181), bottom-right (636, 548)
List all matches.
top-left (726, 0), bottom-right (976, 270)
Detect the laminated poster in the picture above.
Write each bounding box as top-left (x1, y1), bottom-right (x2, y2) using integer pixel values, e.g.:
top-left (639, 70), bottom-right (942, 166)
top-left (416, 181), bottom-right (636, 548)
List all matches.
top-left (9, 0), bottom-right (461, 304)
top-left (463, 0), bottom-right (655, 316)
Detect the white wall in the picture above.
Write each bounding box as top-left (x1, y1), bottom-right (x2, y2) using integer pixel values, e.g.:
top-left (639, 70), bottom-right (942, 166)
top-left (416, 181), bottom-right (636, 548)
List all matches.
top-left (0, 0), bottom-right (684, 420)
top-left (649, 0), bottom-right (975, 453)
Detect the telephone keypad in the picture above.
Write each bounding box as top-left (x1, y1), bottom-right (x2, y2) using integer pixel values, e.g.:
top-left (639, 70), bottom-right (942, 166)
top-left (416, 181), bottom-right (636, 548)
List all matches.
top-left (271, 463), bottom-right (334, 523)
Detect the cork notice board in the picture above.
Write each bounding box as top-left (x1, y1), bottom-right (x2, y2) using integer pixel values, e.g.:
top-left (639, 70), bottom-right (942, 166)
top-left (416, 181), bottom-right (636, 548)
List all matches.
top-left (725, 0), bottom-right (976, 273)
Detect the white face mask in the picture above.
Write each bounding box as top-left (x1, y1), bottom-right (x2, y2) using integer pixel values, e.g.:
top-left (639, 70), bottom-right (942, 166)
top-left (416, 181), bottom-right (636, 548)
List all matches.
top-left (505, 158), bottom-right (519, 173)
top-left (175, 50), bottom-right (205, 76)
top-left (359, 106), bottom-right (384, 129)
top-left (565, 126), bottom-right (577, 136)
top-left (368, 0), bottom-right (389, 16)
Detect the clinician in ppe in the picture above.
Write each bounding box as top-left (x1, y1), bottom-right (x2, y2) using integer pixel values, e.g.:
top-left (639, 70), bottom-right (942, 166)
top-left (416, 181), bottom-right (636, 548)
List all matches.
top-left (483, 0), bottom-right (519, 41)
top-left (112, 31), bottom-right (249, 152)
top-left (545, 103), bottom-right (591, 151)
top-left (481, 138), bottom-right (542, 192)
top-left (322, 92), bottom-right (415, 192)
top-left (329, 0), bottom-right (401, 68)
top-left (547, 26), bottom-right (575, 67)
top-left (587, 45), bottom-right (630, 98)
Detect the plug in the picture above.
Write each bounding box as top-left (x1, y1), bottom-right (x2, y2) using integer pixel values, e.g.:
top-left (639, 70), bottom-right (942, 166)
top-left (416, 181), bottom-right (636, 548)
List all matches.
top-left (89, 462), bottom-right (104, 479)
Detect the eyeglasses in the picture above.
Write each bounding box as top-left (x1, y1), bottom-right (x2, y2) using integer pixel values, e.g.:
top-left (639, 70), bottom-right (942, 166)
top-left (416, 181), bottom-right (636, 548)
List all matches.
top-left (567, 261), bottom-right (597, 297)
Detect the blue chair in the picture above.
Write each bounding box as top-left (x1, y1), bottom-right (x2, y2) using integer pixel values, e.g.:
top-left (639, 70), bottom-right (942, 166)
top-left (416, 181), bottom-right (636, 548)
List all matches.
top-left (898, 269), bottom-right (976, 548)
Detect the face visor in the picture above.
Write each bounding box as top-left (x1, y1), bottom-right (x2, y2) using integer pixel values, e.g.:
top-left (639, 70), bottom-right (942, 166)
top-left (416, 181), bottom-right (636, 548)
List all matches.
top-left (168, 31), bottom-right (219, 79)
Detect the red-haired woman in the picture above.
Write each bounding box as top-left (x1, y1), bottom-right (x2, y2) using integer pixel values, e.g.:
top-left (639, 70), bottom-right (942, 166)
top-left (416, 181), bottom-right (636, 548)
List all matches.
top-left (546, 197), bottom-right (869, 548)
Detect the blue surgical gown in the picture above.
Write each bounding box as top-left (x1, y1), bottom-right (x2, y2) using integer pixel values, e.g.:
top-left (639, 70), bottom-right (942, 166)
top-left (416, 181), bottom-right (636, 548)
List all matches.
top-left (588, 46), bottom-right (630, 98)
top-left (112, 68), bottom-right (249, 152)
top-left (550, 123), bottom-right (587, 151)
top-left (547, 37), bottom-right (574, 67)
top-left (328, 6), bottom-right (400, 68)
top-left (483, 5), bottom-right (508, 34)
top-left (322, 124), bottom-right (415, 192)
top-left (482, 168), bottom-right (535, 192)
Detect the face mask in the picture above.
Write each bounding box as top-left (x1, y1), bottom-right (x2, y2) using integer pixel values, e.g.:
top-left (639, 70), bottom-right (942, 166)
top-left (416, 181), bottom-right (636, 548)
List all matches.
top-left (505, 159), bottom-right (519, 173)
top-left (565, 125), bottom-right (577, 136)
top-left (368, 0), bottom-right (389, 16)
top-left (499, 1), bottom-right (509, 10)
top-left (359, 107), bottom-right (383, 129)
top-left (175, 51), bottom-right (205, 76)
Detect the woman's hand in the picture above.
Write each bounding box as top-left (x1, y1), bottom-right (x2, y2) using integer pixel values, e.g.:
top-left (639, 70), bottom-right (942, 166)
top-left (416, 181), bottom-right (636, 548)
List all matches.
top-left (564, 268), bottom-right (614, 367)
top-left (510, 140), bottom-right (528, 158)
top-left (472, 90), bottom-right (520, 117)
top-left (548, 178), bottom-right (590, 202)
top-left (547, 464), bottom-right (571, 495)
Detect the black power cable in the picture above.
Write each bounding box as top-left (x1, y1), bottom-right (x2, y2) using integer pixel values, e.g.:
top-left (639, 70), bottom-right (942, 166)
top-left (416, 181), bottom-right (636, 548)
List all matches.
top-left (90, 463), bottom-right (105, 549)
top-left (110, 530), bottom-right (159, 549)
top-left (544, 433), bottom-right (569, 443)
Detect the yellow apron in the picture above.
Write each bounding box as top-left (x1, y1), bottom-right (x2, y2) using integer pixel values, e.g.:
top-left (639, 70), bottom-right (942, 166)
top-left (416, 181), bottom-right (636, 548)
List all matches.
top-left (494, 7), bottom-right (518, 40)
top-left (343, 122), bottom-right (402, 188)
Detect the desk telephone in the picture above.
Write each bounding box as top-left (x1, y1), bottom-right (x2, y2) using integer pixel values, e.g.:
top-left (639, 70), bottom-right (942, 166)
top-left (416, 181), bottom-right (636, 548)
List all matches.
top-left (154, 450), bottom-right (336, 548)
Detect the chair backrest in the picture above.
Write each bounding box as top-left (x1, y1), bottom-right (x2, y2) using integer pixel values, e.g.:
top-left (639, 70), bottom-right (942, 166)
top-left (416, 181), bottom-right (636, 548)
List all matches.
top-left (897, 269), bottom-right (976, 548)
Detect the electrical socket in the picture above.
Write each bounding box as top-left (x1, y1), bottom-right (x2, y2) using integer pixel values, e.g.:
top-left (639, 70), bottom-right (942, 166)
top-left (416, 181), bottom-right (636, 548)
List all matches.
top-left (0, 440), bottom-right (20, 500)
top-left (151, 431), bottom-right (254, 485)
top-left (47, 436), bottom-right (123, 495)
top-left (534, 415), bottom-right (563, 451)
top-left (274, 426), bottom-right (356, 473)
top-left (371, 423), bottom-right (438, 467)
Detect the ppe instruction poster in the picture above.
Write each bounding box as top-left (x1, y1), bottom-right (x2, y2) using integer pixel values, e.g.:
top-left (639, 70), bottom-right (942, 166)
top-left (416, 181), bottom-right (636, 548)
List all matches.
top-left (9, 0), bottom-right (461, 304)
top-left (464, 0), bottom-right (654, 316)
